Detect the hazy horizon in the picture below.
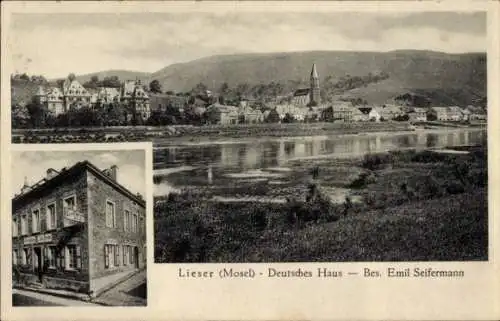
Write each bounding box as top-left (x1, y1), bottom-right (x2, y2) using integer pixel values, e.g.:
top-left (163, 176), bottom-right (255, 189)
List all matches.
top-left (9, 11), bottom-right (486, 79)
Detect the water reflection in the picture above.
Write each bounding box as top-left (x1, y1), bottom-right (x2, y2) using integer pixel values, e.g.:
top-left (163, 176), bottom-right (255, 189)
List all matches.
top-left (154, 129), bottom-right (486, 171)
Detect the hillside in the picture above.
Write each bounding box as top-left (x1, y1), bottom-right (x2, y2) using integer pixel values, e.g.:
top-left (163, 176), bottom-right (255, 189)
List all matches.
top-left (150, 50), bottom-right (486, 106)
top-left (73, 70), bottom-right (152, 84)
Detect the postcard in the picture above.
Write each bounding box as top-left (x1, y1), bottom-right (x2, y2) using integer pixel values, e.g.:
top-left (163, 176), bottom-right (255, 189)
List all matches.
top-left (1, 1), bottom-right (499, 320)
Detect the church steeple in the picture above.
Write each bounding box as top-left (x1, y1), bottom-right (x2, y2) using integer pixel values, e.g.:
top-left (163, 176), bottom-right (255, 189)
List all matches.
top-left (310, 63), bottom-right (320, 105)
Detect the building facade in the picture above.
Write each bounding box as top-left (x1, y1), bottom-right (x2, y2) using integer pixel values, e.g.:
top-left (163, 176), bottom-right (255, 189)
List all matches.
top-left (290, 64), bottom-right (321, 107)
top-left (121, 80), bottom-right (151, 121)
top-left (12, 161), bottom-right (146, 297)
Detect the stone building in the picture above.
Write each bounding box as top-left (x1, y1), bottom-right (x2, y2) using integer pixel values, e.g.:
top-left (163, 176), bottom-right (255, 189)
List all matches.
top-left (12, 161), bottom-right (146, 297)
top-left (291, 64), bottom-right (321, 107)
top-left (121, 80), bottom-right (151, 121)
top-left (205, 103), bottom-right (239, 125)
top-left (34, 78), bottom-right (91, 116)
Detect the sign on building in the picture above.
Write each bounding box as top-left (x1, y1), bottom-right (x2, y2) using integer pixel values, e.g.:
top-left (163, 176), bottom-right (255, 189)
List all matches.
top-left (24, 233), bottom-right (52, 245)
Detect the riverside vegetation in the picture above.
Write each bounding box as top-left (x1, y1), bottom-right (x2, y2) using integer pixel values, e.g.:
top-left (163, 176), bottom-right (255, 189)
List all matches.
top-left (154, 142), bottom-right (487, 262)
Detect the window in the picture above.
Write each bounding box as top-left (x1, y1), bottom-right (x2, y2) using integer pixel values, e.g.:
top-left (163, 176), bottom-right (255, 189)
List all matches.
top-left (114, 246), bottom-right (120, 267)
top-left (21, 215), bottom-right (27, 235)
top-left (64, 195), bottom-right (76, 210)
top-left (104, 244), bottom-right (119, 268)
top-left (65, 245), bottom-right (80, 270)
top-left (13, 250), bottom-right (18, 265)
top-left (23, 248), bottom-right (30, 266)
top-left (129, 246), bottom-right (133, 265)
top-left (106, 201), bottom-right (116, 228)
top-left (140, 216), bottom-right (144, 234)
top-left (47, 246), bottom-right (57, 268)
top-left (12, 218), bottom-right (18, 237)
top-left (124, 210), bottom-right (130, 231)
top-left (123, 245), bottom-right (128, 265)
top-left (32, 209), bottom-right (40, 233)
top-left (46, 203), bottom-right (56, 230)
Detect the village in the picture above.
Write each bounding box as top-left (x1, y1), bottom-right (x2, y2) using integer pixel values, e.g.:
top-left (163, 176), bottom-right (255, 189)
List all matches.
top-left (11, 63), bottom-right (487, 130)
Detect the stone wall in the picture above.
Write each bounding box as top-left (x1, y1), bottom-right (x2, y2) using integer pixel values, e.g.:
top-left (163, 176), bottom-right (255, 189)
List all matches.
top-left (87, 170), bottom-right (146, 283)
top-left (12, 172), bottom-right (90, 284)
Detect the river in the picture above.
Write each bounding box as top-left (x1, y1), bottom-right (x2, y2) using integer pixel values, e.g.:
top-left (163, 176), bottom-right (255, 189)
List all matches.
top-left (153, 128), bottom-right (486, 197)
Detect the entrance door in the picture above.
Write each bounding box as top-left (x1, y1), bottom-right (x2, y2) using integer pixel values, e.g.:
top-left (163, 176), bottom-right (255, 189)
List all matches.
top-left (33, 247), bottom-right (42, 282)
top-left (134, 247), bottom-right (139, 269)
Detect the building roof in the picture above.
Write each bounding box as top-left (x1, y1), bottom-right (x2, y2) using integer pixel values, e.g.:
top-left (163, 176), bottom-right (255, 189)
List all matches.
top-left (207, 103), bottom-right (239, 113)
top-left (412, 107), bottom-right (428, 113)
top-left (293, 88), bottom-right (310, 97)
top-left (13, 160), bottom-right (145, 211)
top-left (431, 106), bottom-right (463, 114)
top-left (311, 63), bottom-right (319, 79)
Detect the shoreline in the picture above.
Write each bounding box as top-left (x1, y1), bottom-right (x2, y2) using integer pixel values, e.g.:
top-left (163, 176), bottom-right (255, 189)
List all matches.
top-left (12, 122), bottom-right (486, 145)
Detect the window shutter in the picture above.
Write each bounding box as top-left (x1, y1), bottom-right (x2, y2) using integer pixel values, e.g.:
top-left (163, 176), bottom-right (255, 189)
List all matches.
top-left (123, 245), bottom-right (127, 265)
top-left (104, 245), bottom-right (109, 268)
top-left (76, 246), bottom-right (81, 269)
top-left (116, 245), bottom-right (120, 266)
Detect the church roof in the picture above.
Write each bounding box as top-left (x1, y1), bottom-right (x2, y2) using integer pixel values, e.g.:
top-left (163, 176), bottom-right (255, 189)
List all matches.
top-left (293, 88), bottom-right (310, 97)
top-left (311, 63), bottom-right (319, 78)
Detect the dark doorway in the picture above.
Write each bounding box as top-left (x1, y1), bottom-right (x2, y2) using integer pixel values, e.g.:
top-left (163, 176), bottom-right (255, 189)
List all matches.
top-left (134, 247), bottom-right (139, 269)
top-left (34, 247), bottom-right (42, 282)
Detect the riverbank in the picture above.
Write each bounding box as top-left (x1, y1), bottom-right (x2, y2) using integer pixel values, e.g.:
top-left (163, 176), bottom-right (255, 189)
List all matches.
top-left (13, 121), bottom-right (486, 144)
top-left (154, 145), bottom-right (487, 262)
top-left (13, 122), bottom-right (416, 144)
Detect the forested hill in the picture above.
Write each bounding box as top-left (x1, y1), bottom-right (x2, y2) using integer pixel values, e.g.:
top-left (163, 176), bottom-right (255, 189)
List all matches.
top-left (150, 50), bottom-right (486, 106)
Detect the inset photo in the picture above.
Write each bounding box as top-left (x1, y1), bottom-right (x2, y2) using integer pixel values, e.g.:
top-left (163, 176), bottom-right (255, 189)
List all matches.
top-left (11, 146), bottom-right (149, 306)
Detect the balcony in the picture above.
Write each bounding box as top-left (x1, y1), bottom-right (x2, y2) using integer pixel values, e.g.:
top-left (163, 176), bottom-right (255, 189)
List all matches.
top-left (63, 208), bottom-right (85, 227)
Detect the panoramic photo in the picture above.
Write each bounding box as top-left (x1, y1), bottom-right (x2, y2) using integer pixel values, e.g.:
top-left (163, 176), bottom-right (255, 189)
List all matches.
top-left (8, 10), bottom-right (487, 263)
top-left (11, 149), bottom-right (147, 306)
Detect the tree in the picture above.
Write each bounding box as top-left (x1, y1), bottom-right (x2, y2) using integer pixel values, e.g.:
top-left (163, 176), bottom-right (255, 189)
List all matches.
top-left (68, 73), bottom-right (76, 82)
top-left (149, 80), bottom-right (162, 93)
top-left (101, 76), bottom-right (121, 88)
top-left (266, 109), bottom-right (280, 123)
top-left (26, 100), bottom-right (48, 128)
top-left (91, 75), bottom-right (99, 83)
top-left (191, 82), bottom-right (208, 96)
top-left (282, 113), bottom-right (295, 123)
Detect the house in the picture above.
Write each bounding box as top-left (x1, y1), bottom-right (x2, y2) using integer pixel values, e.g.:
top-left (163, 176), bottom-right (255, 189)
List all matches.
top-left (238, 105), bottom-right (263, 124)
top-left (407, 107), bottom-right (427, 122)
top-left (430, 107), bottom-right (463, 121)
top-left (121, 80), bottom-right (150, 121)
top-left (275, 104), bottom-right (308, 121)
top-left (34, 78), bottom-right (91, 116)
top-left (466, 106), bottom-right (487, 121)
top-left (368, 108), bottom-right (381, 121)
top-left (149, 94), bottom-right (188, 113)
top-left (376, 105), bottom-right (404, 120)
top-left (62, 78), bottom-right (92, 110)
top-left (352, 107), bottom-right (369, 122)
top-left (12, 161), bottom-right (146, 297)
top-left (323, 102), bottom-right (353, 122)
top-left (35, 86), bottom-right (65, 115)
top-left (205, 103), bottom-right (239, 125)
top-left (97, 87), bottom-right (120, 105)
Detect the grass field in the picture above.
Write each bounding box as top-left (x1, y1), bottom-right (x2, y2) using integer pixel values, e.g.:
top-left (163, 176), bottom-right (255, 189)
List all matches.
top-left (154, 145), bottom-right (487, 262)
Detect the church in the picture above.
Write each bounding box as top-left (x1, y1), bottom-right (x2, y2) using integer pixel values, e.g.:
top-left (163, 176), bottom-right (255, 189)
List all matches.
top-left (291, 63), bottom-right (321, 107)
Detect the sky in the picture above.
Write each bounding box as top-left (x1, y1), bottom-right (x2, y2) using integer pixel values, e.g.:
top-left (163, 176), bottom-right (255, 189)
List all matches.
top-left (11, 150), bottom-right (146, 198)
top-left (8, 11), bottom-right (487, 79)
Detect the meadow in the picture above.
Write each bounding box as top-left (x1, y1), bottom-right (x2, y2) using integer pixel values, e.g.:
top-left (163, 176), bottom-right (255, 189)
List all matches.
top-left (154, 144), bottom-right (488, 262)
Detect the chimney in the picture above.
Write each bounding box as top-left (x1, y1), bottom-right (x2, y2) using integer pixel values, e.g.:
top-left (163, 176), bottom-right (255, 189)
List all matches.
top-left (21, 176), bottom-right (30, 194)
top-left (46, 168), bottom-right (58, 179)
top-left (103, 165), bottom-right (118, 181)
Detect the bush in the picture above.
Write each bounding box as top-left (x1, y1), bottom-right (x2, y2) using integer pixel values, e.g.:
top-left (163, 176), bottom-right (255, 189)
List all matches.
top-left (362, 153), bottom-right (394, 170)
top-left (349, 171), bottom-right (376, 188)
